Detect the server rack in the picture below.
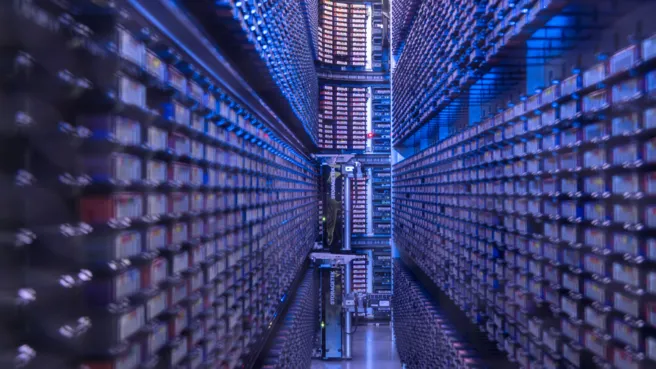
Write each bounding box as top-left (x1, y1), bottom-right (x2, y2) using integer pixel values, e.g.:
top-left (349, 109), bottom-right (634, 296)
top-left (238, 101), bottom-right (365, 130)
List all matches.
top-left (0, 1), bottom-right (318, 369)
top-left (392, 1), bottom-right (656, 368)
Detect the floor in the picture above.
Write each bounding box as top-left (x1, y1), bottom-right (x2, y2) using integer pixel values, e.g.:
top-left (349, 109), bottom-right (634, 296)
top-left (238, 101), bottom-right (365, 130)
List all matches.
top-left (310, 325), bottom-right (404, 369)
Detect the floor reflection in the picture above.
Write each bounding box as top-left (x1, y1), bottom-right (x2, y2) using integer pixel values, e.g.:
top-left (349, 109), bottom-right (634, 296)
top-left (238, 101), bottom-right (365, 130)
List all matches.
top-left (310, 325), bottom-right (403, 369)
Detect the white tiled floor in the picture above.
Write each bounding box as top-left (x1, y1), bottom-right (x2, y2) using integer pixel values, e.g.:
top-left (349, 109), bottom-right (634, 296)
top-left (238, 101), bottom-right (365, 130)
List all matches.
top-left (310, 325), bottom-right (403, 369)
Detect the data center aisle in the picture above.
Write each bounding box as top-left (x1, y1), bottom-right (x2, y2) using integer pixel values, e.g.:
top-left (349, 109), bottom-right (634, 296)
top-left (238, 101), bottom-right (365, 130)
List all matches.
top-left (310, 325), bottom-right (403, 369)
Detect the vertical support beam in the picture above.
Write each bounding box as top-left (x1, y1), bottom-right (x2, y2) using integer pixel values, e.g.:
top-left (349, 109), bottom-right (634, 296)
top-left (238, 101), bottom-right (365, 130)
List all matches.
top-left (343, 175), bottom-right (353, 359)
top-left (366, 168), bottom-right (374, 235)
top-left (344, 176), bottom-right (352, 252)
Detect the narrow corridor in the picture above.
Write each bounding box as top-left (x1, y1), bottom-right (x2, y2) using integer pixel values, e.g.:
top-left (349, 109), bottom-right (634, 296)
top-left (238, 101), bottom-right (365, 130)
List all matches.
top-left (310, 325), bottom-right (403, 369)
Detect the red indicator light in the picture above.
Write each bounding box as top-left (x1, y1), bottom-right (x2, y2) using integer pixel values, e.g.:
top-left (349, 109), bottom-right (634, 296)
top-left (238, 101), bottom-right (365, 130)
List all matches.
top-left (367, 132), bottom-right (375, 139)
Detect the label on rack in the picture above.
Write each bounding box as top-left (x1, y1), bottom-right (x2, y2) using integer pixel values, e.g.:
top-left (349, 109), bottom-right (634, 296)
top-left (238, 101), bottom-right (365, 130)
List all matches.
top-left (150, 257), bottom-right (168, 286)
top-left (543, 242), bottom-right (559, 263)
top-left (543, 351), bottom-right (559, 369)
top-left (643, 34), bottom-right (656, 61)
top-left (545, 264), bottom-right (560, 285)
top-left (563, 272), bottom-right (580, 293)
top-left (564, 248), bottom-right (581, 269)
top-left (148, 127), bottom-right (168, 151)
top-left (191, 114), bottom-right (204, 132)
top-left (645, 139), bottom-right (656, 164)
top-left (114, 117), bottom-right (141, 146)
top-left (648, 71), bottom-right (656, 93)
top-left (649, 239), bottom-right (656, 261)
top-left (171, 134), bottom-right (190, 156)
top-left (191, 271), bottom-right (203, 292)
top-left (562, 318), bottom-right (580, 342)
top-left (584, 122), bottom-right (606, 141)
top-left (585, 305), bottom-right (607, 330)
top-left (584, 148), bottom-right (606, 168)
top-left (543, 177), bottom-right (557, 193)
top-left (583, 90), bottom-right (608, 112)
top-left (613, 233), bottom-right (639, 256)
top-left (191, 192), bottom-right (203, 212)
top-left (583, 63), bottom-right (606, 87)
top-left (614, 349), bottom-right (640, 369)
top-left (119, 305), bottom-right (144, 341)
top-left (189, 81), bottom-right (203, 102)
top-left (118, 28), bottom-right (144, 66)
top-left (560, 225), bottom-right (576, 246)
top-left (527, 115), bottom-right (541, 132)
top-left (647, 205), bottom-right (656, 228)
top-left (168, 66), bottom-right (187, 93)
top-left (529, 239), bottom-right (543, 255)
top-left (612, 174), bottom-right (638, 194)
top-left (146, 51), bottom-right (165, 81)
top-left (584, 176), bottom-right (606, 194)
top-left (203, 239), bottom-right (215, 259)
top-left (115, 193), bottom-right (142, 219)
top-left (147, 193), bottom-right (167, 216)
top-left (171, 162), bottom-right (190, 184)
top-left (147, 323), bottom-right (168, 356)
top-left (612, 114), bottom-right (639, 136)
top-left (116, 342), bottom-right (141, 369)
top-left (563, 343), bottom-right (580, 367)
top-left (205, 194), bottom-right (216, 212)
top-left (614, 204), bottom-right (638, 224)
top-left (544, 156), bottom-right (558, 172)
top-left (170, 338), bottom-right (187, 366)
top-left (613, 262), bottom-right (638, 287)
top-left (174, 309), bottom-right (187, 337)
top-left (171, 192), bottom-right (189, 214)
top-left (561, 201), bottom-right (577, 219)
top-left (584, 228), bottom-right (606, 248)
top-left (584, 253), bottom-right (605, 276)
top-left (613, 319), bottom-right (639, 348)
top-left (645, 107), bottom-right (656, 130)
top-left (191, 219), bottom-right (203, 239)
top-left (174, 102), bottom-right (190, 126)
top-left (585, 279), bottom-right (606, 304)
top-left (614, 292), bottom-right (639, 317)
top-left (561, 75), bottom-right (579, 96)
top-left (172, 282), bottom-right (188, 305)
top-left (190, 296), bottom-right (203, 318)
top-left (146, 226), bottom-right (166, 251)
top-left (613, 143), bottom-right (638, 165)
top-left (191, 166), bottom-right (203, 186)
top-left (115, 268), bottom-right (140, 301)
top-left (205, 93), bottom-right (216, 110)
top-left (115, 230), bottom-right (141, 259)
top-left (171, 223), bottom-right (188, 246)
top-left (543, 85), bottom-right (557, 104)
top-left (585, 202), bottom-right (607, 222)
top-left (205, 146), bottom-right (216, 164)
top-left (584, 331), bottom-right (607, 359)
top-left (561, 128), bottom-right (578, 146)
top-left (610, 45), bottom-right (637, 74)
top-left (119, 76), bottom-right (146, 108)
top-left (613, 78), bottom-right (640, 103)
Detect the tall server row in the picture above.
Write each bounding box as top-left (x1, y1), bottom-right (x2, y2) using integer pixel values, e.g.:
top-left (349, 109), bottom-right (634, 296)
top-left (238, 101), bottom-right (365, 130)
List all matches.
top-left (392, 0), bottom-right (656, 369)
top-left (316, 0), bottom-right (393, 321)
top-left (0, 1), bottom-right (318, 369)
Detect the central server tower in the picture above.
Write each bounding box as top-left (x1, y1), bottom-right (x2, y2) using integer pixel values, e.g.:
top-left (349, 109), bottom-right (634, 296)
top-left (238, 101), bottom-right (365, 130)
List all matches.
top-left (309, 0), bottom-right (393, 360)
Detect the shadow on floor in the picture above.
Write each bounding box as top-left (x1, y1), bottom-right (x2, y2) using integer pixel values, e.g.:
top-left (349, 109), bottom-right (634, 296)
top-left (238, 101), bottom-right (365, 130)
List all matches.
top-left (310, 325), bottom-right (403, 369)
